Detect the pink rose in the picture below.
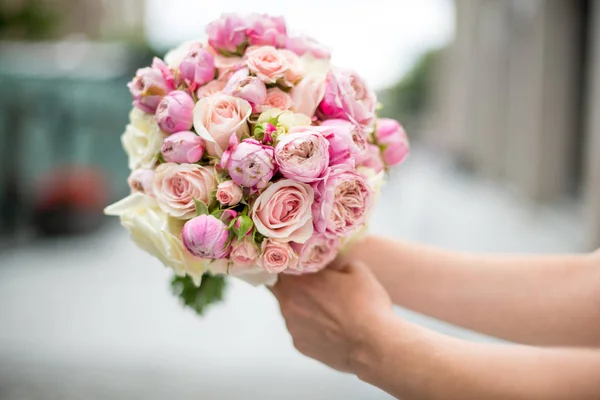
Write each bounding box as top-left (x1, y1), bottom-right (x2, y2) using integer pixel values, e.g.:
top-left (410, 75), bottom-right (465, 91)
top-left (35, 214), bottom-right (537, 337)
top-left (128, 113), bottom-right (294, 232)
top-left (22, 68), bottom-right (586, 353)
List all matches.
top-left (251, 179), bottom-right (314, 243)
top-left (274, 128), bottom-right (329, 183)
top-left (360, 144), bottom-right (385, 173)
top-left (193, 94), bottom-right (252, 155)
top-left (182, 214), bottom-right (231, 259)
top-left (213, 53), bottom-right (245, 80)
top-left (128, 169), bottom-right (155, 196)
top-left (280, 49), bottom-right (302, 85)
top-left (375, 119), bottom-right (410, 166)
top-left (153, 163), bottom-right (218, 219)
top-left (246, 14), bottom-right (287, 47)
top-left (155, 91), bottom-right (195, 134)
top-left (284, 36), bottom-right (331, 59)
top-left (259, 239), bottom-right (298, 273)
top-left (318, 70), bottom-right (376, 128)
top-left (290, 73), bottom-right (327, 117)
top-left (319, 119), bottom-right (368, 166)
top-left (288, 234), bottom-right (340, 274)
top-left (257, 88), bottom-right (293, 112)
top-left (206, 14), bottom-right (247, 54)
top-left (128, 58), bottom-right (175, 114)
top-left (221, 138), bottom-right (276, 190)
top-left (230, 238), bottom-right (259, 268)
top-left (216, 181), bottom-right (243, 206)
top-left (312, 166), bottom-right (373, 237)
top-left (196, 80), bottom-right (226, 98)
top-left (224, 68), bottom-right (267, 108)
top-left (245, 46), bottom-right (288, 83)
top-left (179, 48), bottom-right (216, 91)
top-left (161, 131), bottom-right (204, 164)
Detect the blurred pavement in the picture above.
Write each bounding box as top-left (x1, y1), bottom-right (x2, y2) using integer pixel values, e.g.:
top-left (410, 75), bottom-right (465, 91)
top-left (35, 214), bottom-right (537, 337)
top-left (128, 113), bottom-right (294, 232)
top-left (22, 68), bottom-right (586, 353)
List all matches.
top-left (0, 149), bottom-right (586, 400)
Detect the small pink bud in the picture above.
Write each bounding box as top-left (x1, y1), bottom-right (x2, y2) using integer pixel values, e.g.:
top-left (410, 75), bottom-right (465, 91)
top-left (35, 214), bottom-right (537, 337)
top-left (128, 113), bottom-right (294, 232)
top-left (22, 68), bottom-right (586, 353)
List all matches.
top-left (220, 209), bottom-right (238, 223)
top-left (182, 214), bottom-right (231, 259)
top-left (127, 169), bottom-right (155, 196)
top-left (161, 131), bottom-right (205, 164)
top-left (375, 119), bottom-right (410, 166)
top-left (156, 91), bottom-right (195, 134)
top-left (225, 69), bottom-right (267, 108)
top-left (216, 181), bottom-right (243, 206)
top-left (179, 48), bottom-right (216, 90)
top-left (128, 58), bottom-right (175, 113)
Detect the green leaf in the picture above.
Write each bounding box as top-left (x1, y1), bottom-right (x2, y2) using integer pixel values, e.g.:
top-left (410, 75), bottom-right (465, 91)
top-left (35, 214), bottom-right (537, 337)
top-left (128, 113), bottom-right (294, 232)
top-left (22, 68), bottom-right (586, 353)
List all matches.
top-left (171, 273), bottom-right (227, 316)
top-left (193, 198), bottom-right (209, 216)
top-left (236, 215), bottom-right (253, 240)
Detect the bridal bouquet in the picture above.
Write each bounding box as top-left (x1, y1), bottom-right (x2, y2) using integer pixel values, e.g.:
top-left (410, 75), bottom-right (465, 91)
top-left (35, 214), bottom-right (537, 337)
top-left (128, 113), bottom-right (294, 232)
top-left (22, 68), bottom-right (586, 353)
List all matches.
top-left (105, 13), bottom-right (409, 314)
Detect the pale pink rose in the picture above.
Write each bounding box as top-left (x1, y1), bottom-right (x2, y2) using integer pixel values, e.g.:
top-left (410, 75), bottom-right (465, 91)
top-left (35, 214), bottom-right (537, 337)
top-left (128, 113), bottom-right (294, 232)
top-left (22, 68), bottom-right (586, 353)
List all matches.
top-left (274, 128), bottom-right (329, 183)
top-left (375, 118), bottom-right (410, 166)
top-left (221, 137), bottom-right (276, 190)
top-left (196, 80), bottom-right (226, 98)
top-left (284, 36), bottom-right (331, 59)
top-left (360, 144), bottom-right (385, 173)
top-left (245, 46), bottom-right (288, 83)
top-left (213, 53), bottom-right (245, 80)
top-left (257, 88), bottom-right (293, 112)
top-left (312, 166), bottom-right (373, 237)
top-left (193, 94), bottom-right (252, 155)
top-left (319, 119), bottom-right (368, 166)
top-left (206, 14), bottom-right (247, 54)
top-left (259, 239), bottom-right (298, 273)
top-left (153, 163), bottom-right (218, 219)
top-left (182, 214), bottom-right (231, 259)
top-left (128, 169), bottom-right (155, 196)
top-left (224, 68), bottom-right (267, 108)
top-left (288, 234), bottom-right (340, 274)
top-left (230, 238), bottom-right (259, 268)
top-left (246, 14), bottom-right (287, 47)
top-left (128, 58), bottom-right (175, 114)
top-left (179, 48), bottom-right (215, 91)
top-left (251, 179), bottom-right (314, 243)
top-left (280, 49), bottom-right (302, 85)
top-left (155, 91), bottom-right (195, 134)
top-left (318, 69), bottom-right (376, 128)
top-left (216, 181), bottom-right (243, 206)
top-left (290, 73), bottom-right (326, 117)
top-left (161, 131), bottom-right (205, 164)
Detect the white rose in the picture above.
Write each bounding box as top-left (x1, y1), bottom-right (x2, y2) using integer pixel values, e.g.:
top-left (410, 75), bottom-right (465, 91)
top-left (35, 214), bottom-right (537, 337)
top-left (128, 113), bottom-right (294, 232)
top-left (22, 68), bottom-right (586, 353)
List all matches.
top-left (122, 108), bottom-right (166, 170)
top-left (104, 193), bottom-right (207, 284)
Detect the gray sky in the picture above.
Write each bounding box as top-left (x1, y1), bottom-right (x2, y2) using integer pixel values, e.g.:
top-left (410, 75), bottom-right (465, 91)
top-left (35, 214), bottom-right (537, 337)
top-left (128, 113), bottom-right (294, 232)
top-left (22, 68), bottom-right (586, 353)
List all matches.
top-left (145, 0), bottom-right (454, 90)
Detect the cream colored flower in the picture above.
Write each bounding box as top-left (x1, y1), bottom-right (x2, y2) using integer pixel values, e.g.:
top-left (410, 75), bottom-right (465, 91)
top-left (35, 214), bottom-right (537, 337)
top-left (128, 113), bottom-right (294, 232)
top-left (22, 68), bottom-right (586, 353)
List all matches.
top-left (122, 108), bottom-right (166, 170)
top-left (257, 108), bottom-right (311, 133)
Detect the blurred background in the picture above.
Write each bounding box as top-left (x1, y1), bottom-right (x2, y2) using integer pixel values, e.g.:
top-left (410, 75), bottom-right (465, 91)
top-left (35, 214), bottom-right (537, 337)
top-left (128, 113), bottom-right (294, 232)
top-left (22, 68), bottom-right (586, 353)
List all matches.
top-left (0, 0), bottom-right (598, 398)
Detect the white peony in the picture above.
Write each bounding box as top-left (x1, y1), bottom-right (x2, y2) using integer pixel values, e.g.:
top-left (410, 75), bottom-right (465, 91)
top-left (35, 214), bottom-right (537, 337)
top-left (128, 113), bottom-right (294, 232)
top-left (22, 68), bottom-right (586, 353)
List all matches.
top-left (104, 193), bottom-right (207, 284)
top-left (122, 108), bottom-right (166, 170)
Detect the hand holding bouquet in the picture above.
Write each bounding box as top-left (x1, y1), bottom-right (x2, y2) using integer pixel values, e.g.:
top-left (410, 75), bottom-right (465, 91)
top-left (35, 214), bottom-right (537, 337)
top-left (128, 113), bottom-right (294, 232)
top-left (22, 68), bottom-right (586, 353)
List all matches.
top-left (105, 13), bottom-right (409, 314)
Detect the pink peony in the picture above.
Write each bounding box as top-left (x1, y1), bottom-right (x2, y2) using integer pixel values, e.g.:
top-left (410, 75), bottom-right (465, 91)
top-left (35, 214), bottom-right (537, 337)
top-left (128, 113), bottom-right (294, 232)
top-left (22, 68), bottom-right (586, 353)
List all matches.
top-left (216, 180), bottom-right (243, 206)
top-left (288, 234), bottom-right (340, 274)
top-left (206, 14), bottom-right (247, 54)
top-left (179, 48), bottom-right (216, 91)
top-left (319, 119), bottom-right (368, 166)
top-left (360, 144), bottom-right (385, 173)
top-left (245, 14), bottom-right (287, 47)
top-left (224, 68), bottom-right (267, 108)
top-left (375, 118), bottom-right (410, 166)
top-left (245, 46), bottom-right (288, 83)
top-left (312, 166), bottom-right (373, 237)
top-left (182, 214), bottom-right (231, 259)
top-left (128, 58), bottom-right (175, 114)
top-left (222, 138), bottom-right (276, 190)
top-left (230, 237), bottom-right (259, 268)
top-left (251, 179), bottom-right (314, 243)
top-left (284, 36), bottom-right (331, 59)
top-left (152, 163), bottom-right (217, 219)
top-left (193, 94), bottom-right (252, 156)
top-left (161, 131), bottom-right (204, 164)
top-left (155, 91), bottom-right (195, 134)
top-left (274, 128), bottom-right (329, 183)
top-left (290, 74), bottom-right (327, 117)
top-left (318, 70), bottom-right (376, 128)
top-left (127, 169), bottom-right (155, 196)
top-left (259, 239), bottom-right (298, 273)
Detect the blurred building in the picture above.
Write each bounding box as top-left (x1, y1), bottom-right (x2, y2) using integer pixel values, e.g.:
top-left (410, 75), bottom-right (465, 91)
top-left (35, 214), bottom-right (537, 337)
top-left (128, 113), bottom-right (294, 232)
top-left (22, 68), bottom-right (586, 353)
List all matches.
top-left (432, 0), bottom-right (600, 249)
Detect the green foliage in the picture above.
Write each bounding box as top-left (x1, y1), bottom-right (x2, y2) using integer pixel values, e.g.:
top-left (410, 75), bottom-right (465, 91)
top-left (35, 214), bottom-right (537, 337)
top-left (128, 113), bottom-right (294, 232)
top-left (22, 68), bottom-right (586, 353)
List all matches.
top-left (0, 1), bottom-right (59, 40)
top-left (193, 198), bottom-right (209, 216)
top-left (171, 273), bottom-right (227, 316)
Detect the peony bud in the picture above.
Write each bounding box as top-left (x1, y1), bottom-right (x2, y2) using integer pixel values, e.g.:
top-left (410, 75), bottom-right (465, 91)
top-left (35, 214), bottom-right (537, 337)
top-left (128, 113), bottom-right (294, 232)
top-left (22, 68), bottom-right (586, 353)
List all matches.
top-left (161, 131), bottom-right (205, 164)
top-left (375, 119), bottom-right (410, 166)
top-left (216, 180), bottom-right (243, 206)
top-left (206, 14), bottom-right (248, 54)
top-left (220, 209), bottom-right (238, 223)
top-left (222, 138), bottom-right (276, 190)
top-left (179, 48), bottom-right (216, 91)
top-left (128, 58), bottom-right (175, 113)
top-left (224, 68), bottom-right (267, 108)
top-left (155, 91), bottom-right (195, 134)
top-left (127, 169), bottom-right (155, 196)
top-left (182, 214), bottom-right (231, 259)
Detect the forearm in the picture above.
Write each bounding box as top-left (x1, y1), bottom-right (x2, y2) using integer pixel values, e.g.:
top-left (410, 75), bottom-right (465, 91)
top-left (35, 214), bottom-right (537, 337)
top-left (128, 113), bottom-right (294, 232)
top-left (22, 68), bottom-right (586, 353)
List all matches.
top-left (352, 317), bottom-right (600, 400)
top-left (344, 235), bottom-right (600, 346)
